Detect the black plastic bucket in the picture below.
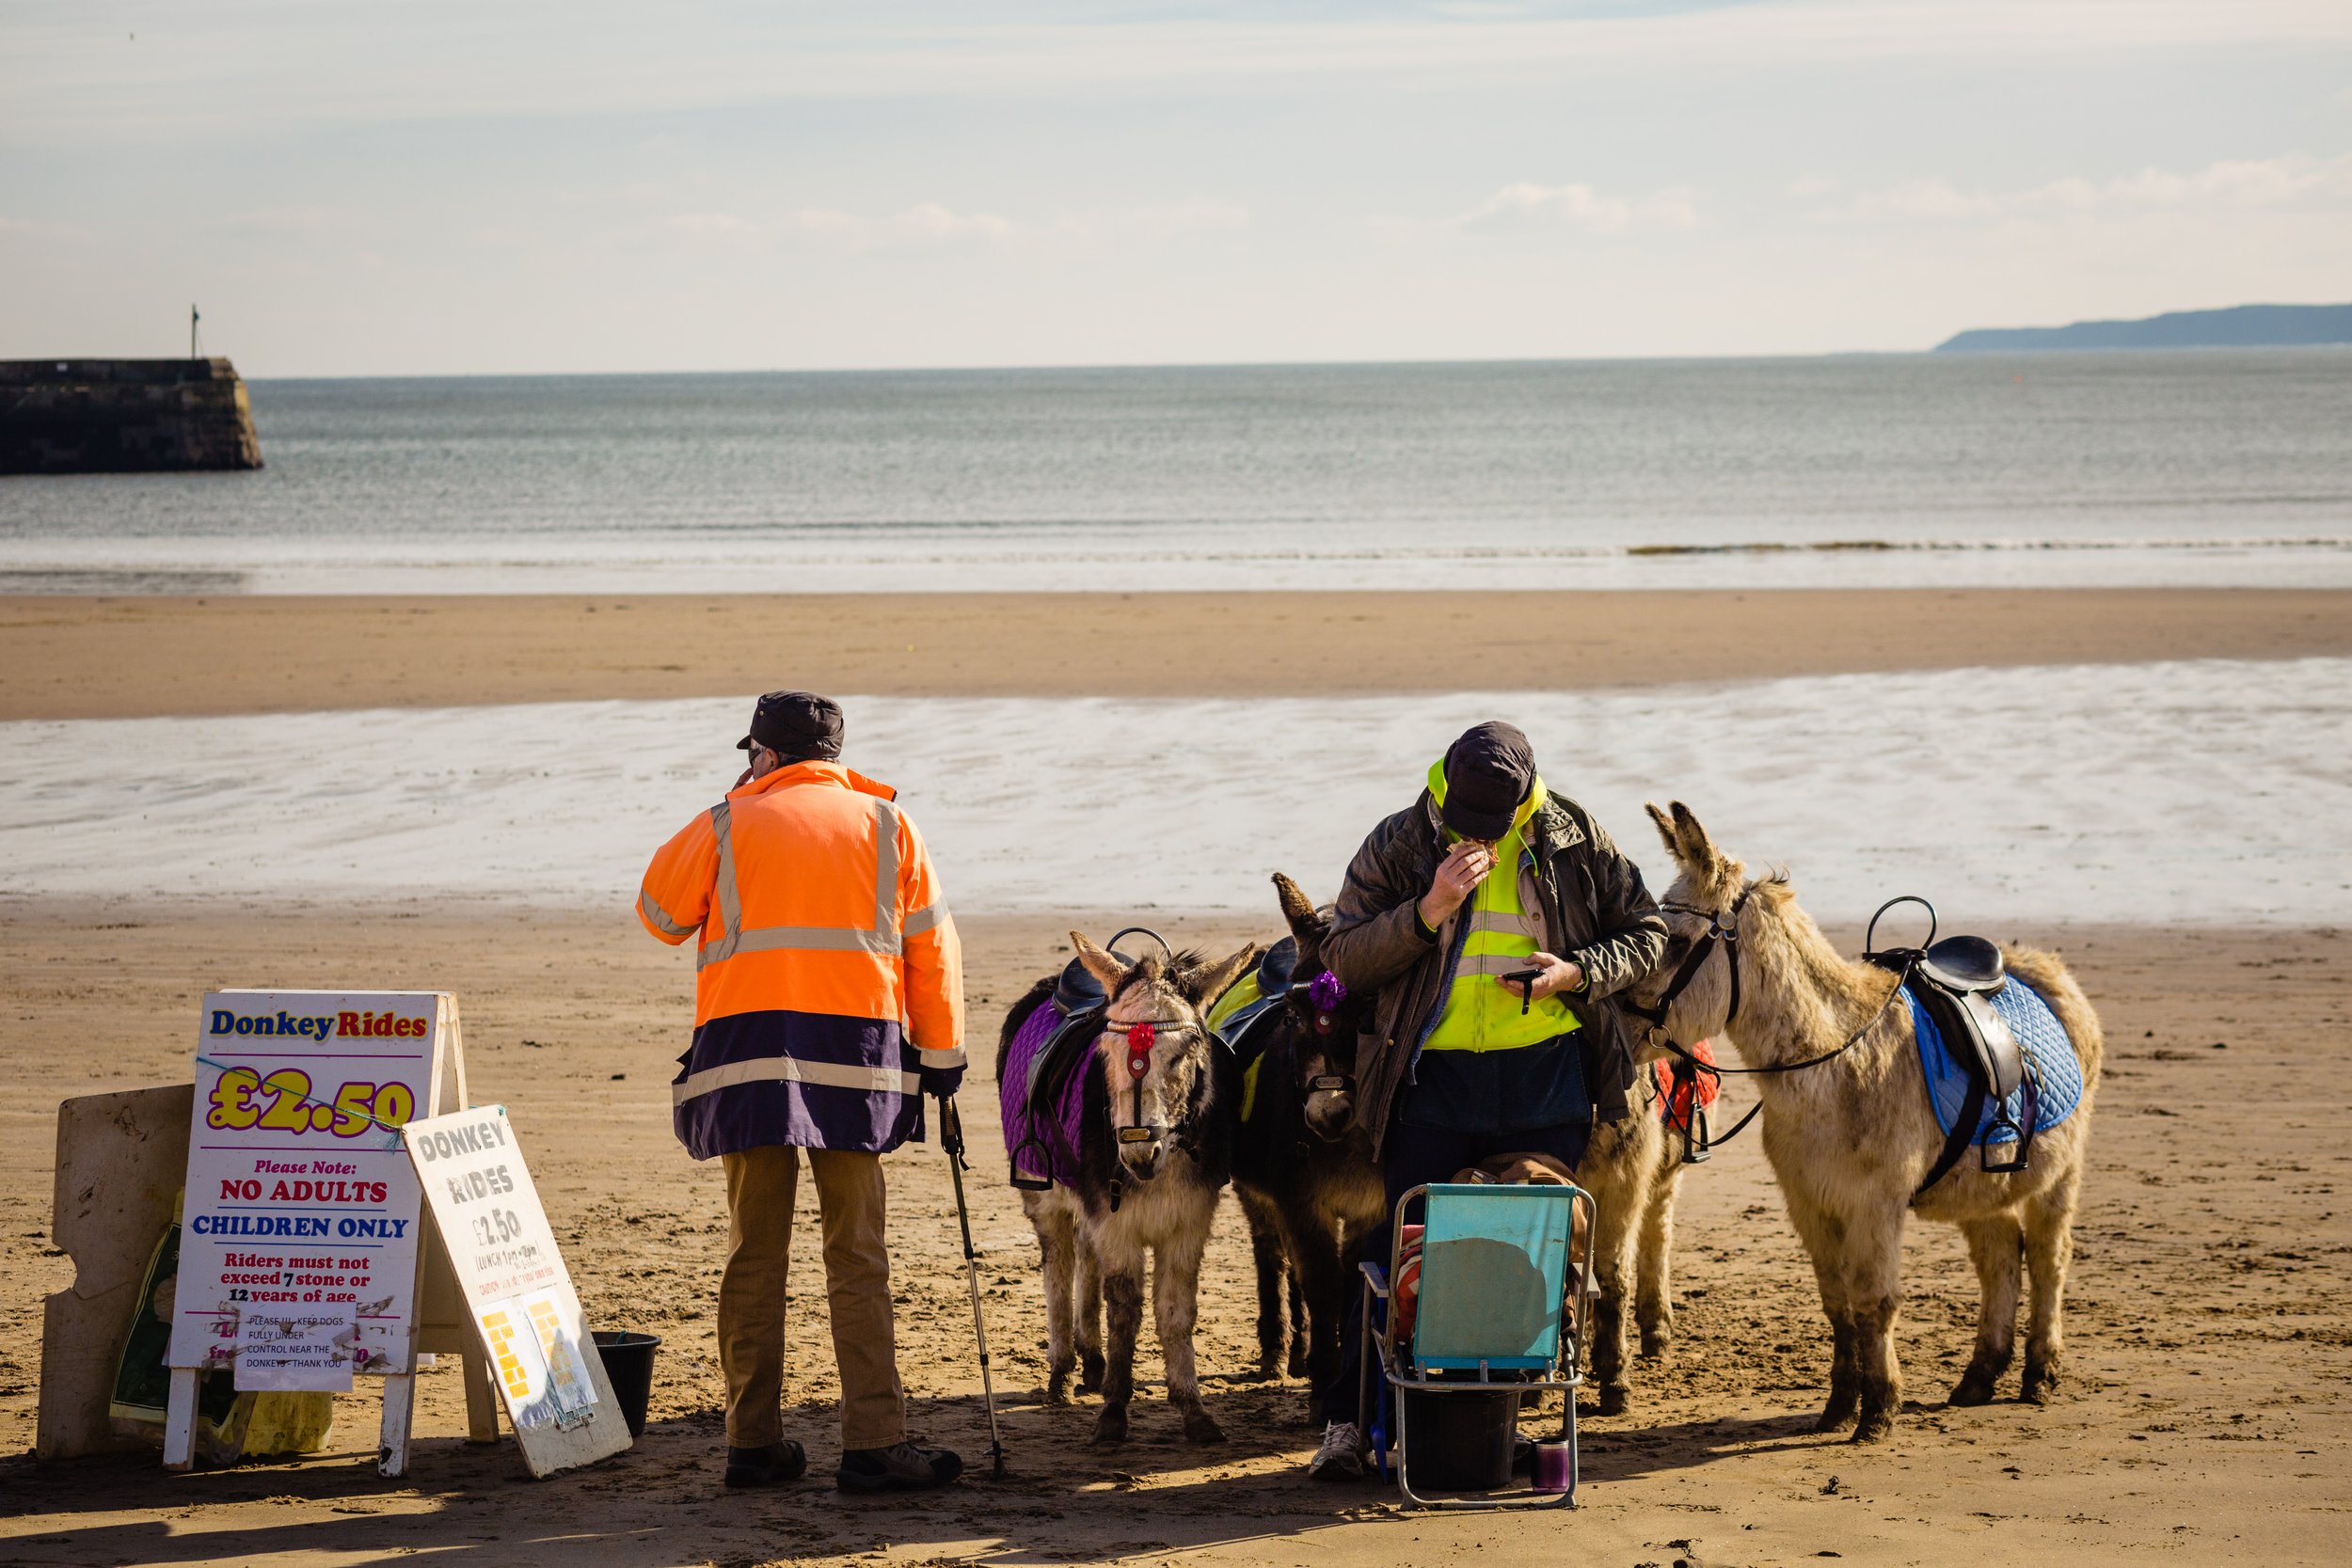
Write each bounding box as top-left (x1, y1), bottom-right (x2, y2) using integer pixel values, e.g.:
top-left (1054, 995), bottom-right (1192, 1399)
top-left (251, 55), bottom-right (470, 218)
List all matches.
top-left (593, 1331), bottom-right (660, 1437)
top-left (1399, 1386), bottom-right (1518, 1492)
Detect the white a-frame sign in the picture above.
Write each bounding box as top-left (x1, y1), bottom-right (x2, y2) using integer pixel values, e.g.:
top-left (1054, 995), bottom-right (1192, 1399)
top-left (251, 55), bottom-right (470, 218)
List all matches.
top-left (404, 1105), bottom-right (631, 1476)
top-left (164, 990), bottom-right (490, 1477)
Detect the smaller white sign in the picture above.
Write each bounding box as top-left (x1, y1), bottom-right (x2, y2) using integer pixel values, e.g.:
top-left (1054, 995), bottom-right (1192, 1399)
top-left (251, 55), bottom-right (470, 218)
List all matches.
top-left (234, 1305), bottom-right (358, 1392)
top-left (405, 1106), bottom-right (630, 1475)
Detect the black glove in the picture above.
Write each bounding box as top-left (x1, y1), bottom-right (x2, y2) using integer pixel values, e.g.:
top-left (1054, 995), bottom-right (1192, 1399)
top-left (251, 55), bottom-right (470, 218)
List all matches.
top-left (921, 1062), bottom-right (965, 1101)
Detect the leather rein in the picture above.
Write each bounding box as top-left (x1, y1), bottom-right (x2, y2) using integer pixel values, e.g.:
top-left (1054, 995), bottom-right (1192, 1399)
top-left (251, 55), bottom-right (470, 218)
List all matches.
top-left (1621, 882), bottom-right (1912, 1161)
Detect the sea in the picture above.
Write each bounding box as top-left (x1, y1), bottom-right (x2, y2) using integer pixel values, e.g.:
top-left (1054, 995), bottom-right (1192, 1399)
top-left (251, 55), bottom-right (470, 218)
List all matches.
top-left (4, 349), bottom-right (2350, 594)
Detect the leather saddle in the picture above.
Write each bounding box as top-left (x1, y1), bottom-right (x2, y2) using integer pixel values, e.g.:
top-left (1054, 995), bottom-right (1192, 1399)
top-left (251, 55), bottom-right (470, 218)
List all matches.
top-left (1868, 932), bottom-right (2038, 1197)
top-left (1021, 956), bottom-right (1112, 1137)
top-left (1211, 936), bottom-right (1299, 1055)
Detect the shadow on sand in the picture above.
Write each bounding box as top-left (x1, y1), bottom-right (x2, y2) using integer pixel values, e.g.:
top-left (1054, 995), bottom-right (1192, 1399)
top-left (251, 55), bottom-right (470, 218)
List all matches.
top-left (2, 1379), bottom-right (1892, 1566)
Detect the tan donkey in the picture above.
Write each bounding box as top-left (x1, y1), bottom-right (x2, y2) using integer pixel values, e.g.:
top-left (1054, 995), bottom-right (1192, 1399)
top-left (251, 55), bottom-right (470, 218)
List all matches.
top-left (1629, 801), bottom-right (2104, 1442)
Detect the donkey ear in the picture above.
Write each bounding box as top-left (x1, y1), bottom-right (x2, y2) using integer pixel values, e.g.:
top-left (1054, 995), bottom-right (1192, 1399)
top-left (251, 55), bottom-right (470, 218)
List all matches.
top-left (1643, 801), bottom-right (1678, 857)
top-left (1069, 930), bottom-right (1132, 993)
top-left (1272, 873), bottom-right (1319, 941)
top-left (1182, 941), bottom-right (1262, 1010)
top-left (1663, 801), bottom-right (1730, 877)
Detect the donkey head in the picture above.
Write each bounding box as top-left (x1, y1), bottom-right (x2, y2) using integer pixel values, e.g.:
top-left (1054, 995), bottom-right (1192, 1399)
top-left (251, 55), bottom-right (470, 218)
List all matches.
top-left (1072, 930), bottom-right (1260, 1183)
top-left (1272, 872), bottom-right (1368, 1143)
top-left (1625, 800), bottom-right (1756, 1049)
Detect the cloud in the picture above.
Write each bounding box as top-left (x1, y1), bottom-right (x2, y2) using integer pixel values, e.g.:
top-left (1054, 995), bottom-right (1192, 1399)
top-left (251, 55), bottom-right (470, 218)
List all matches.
top-left (1829, 152), bottom-right (2352, 224)
top-left (0, 215), bottom-right (94, 244)
top-left (1448, 180), bottom-right (1699, 235)
top-left (15, 1), bottom-right (2352, 143)
top-left (648, 198), bottom-right (1244, 256)
top-left (657, 202), bottom-right (1016, 252)
top-left (202, 206), bottom-right (389, 240)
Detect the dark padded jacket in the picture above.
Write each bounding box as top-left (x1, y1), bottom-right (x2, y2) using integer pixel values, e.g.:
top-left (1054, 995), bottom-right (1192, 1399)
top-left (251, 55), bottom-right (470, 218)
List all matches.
top-left (1322, 788), bottom-right (1667, 1162)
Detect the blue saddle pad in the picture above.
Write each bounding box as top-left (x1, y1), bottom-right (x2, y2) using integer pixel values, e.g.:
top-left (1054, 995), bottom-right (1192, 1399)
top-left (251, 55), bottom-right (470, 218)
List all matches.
top-left (1906, 977), bottom-right (2084, 1147)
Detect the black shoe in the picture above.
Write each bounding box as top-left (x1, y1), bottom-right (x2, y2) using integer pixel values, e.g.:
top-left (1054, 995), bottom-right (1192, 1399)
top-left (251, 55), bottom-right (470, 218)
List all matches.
top-left (836, 1439), bottom-right (963, 1493)
top-left (724, 1440), bottom-right (807, 1489)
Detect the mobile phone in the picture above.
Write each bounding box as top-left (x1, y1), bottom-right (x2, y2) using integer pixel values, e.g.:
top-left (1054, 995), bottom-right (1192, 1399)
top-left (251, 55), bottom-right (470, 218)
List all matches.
top-left (1501, 967), bottom-right (1543, 1014)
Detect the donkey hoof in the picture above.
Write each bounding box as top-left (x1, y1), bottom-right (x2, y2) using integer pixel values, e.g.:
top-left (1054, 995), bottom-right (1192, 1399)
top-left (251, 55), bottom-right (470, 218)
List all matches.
top-left (1640, 1329), bottom-right (1672, 1360)
top-left (1090, 1407), bottom-right (1129, 1447)
top-left (1287, 1346), bottom-right (1311, 1380)
top-left (1182, 1408), bottom-right (1227, 1445)
top-left (1044, 1370), bottom-right (1072, 1407)
top-left (1948, 1369), bottom-right (1998, 1407)
top-left (2021, 1362), bottom-right (2060, 1405)
top-left (1813, 1398), bottom-right (1858, 1434)
top-left (1850, 1410), bottom-right (1896, 1444)
top-left (1079, 1354), bottom-right (1107, 1395)
top-left (1596, 1384), bottom-right (1630, 1417)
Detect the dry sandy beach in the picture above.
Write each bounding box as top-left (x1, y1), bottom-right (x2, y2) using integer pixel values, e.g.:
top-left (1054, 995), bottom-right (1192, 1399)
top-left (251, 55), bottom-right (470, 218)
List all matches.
top-left (4, 587), bottom-right (2349, 1567)
top-left (6, 587), bottom-right (2350, 719)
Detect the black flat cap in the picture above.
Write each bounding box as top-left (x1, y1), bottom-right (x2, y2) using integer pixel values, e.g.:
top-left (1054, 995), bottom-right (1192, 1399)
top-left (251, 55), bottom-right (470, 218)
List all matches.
top-left (739, 690), bottom-right (845, 759)
top-left (1439, 721), bottom-right (1535, 841)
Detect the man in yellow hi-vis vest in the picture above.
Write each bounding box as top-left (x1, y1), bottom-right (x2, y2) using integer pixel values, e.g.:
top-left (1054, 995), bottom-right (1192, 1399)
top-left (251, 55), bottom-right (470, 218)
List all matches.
top-left (1306, 720), bottom-right (1666, 1480)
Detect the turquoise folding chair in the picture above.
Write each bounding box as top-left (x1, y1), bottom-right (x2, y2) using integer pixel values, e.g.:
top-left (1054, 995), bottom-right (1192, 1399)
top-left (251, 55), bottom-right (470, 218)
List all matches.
top-left (1357, 1182), bottom-right (1595, 1509)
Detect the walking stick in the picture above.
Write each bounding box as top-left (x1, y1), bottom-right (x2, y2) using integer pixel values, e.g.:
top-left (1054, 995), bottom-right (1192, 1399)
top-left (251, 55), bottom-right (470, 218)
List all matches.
top-left (938, 1095), bottom-right (1008, 1479)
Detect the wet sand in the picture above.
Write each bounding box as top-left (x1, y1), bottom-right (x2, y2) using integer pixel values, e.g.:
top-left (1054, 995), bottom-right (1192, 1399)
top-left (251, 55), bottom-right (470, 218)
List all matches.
top-left (4, 904), bottom-right (2347, 1567)
top-left (6, 587), bottom-right (2350, 719)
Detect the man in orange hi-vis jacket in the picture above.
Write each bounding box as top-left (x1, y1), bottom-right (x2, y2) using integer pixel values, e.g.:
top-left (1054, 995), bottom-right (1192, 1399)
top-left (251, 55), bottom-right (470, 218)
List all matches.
top-left (639, 690), bottom-right (967, 1495)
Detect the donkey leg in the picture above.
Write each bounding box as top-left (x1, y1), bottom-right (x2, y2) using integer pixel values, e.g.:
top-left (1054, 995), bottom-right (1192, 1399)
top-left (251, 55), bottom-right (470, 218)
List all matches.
top-left (1784, 1196), bottom-right (1858, 1432)
top-left (1075, 1237), bottom-right (1107, 1394)
top-left (1153, 1225), bottom-right (1225, 1443)
top-left (1092, 1250), bottom-right (1146, 1446)
top-left (1286, 1261), bottom-right (1311, 1381)
top-left (1950, 1212), bottom-right (2024, 1406)
top-left (1038, 1208), bottom-right (1079, 1405)
top-left (1237, 1189), bottom-right (1289, 1381)
top-left (1846, 1208), bottom-right (1909, 1444)
top-left (2020, 1179), bottom-right (2079, 1405)
top-left (1636, 1168), bottom-right (1681, 1360)
top-left (1288, 1214), bottom-right (1359, 1417)
top-left (1585, 1172), bottom-right (1639, 1416)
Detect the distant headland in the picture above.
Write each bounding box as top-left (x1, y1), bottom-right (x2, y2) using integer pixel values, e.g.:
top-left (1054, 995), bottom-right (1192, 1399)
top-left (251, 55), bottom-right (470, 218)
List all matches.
top-left (0, 357), bottom-right (263, 475)
top-left (1935, 303), bottom-right (2352, 353)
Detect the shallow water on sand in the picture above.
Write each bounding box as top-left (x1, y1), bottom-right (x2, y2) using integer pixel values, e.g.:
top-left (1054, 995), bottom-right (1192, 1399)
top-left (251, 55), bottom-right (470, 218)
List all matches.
top-left (4, 659), bottom-right (2343, 925)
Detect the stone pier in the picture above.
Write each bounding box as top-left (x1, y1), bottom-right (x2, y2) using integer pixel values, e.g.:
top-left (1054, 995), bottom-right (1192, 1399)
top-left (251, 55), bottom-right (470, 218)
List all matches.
top-left (0, 357), bottom-right (264, 474)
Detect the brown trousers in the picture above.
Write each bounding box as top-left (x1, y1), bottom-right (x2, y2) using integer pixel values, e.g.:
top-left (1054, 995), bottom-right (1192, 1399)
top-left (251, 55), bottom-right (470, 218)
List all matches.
top-left (718, 1145), bottom-right (906, 1451)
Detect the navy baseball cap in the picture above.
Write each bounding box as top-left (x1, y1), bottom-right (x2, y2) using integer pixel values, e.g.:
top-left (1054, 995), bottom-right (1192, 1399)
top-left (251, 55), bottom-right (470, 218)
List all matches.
top-left (738, 691), bottom-right (845, 759)
top-left (1440, 721), bottom-right (1535, 840)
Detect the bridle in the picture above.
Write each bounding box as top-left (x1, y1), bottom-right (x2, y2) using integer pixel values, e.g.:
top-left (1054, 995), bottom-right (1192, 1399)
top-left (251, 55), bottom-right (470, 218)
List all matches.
top-left (1296, 968), bottom-right (1356, 1102)
top-left (1100, 1009), bottom-right (1214, 1210)
top-left (1623, 879), bottom-right (1911, 1163)
top-left (1619, 883), bottom-right (1760, 1163)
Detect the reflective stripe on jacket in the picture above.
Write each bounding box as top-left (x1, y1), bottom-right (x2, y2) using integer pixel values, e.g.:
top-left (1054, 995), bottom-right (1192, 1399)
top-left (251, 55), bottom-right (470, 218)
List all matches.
top-left (1422, 761), bottom-right (1581, 1053)
top-left (638, 760), bottom-right (965, 1158)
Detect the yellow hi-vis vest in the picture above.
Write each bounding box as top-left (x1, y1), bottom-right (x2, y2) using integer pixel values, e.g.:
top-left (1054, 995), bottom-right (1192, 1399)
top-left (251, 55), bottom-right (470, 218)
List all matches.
top-left (1422, 763), bottom-right (1581, 1054)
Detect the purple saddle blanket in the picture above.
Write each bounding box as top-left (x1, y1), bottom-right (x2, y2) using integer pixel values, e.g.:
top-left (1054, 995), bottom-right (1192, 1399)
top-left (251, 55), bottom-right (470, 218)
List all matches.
top-left (1000, 999), bottom-right (1093, 1189)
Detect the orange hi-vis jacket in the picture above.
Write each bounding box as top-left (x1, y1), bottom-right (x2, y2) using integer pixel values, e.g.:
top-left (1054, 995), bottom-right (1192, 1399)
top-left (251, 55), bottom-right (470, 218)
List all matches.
top-left (638, 760), bottom-right (965, 1157)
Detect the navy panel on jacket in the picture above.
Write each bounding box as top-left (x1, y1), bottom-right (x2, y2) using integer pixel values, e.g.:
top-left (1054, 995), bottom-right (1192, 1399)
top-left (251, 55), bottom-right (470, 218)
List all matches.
top-left (673, 1007), bottom-right (923, 1159)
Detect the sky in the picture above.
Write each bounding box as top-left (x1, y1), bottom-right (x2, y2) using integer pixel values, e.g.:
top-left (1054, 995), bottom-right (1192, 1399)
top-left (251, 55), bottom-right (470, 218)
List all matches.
top-left (4, 1), bottom-right (2349, 376)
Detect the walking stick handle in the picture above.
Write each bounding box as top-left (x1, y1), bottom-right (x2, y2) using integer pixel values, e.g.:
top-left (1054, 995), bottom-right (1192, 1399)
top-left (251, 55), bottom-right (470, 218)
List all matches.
top-left (938, 1092), bottom-right (968, 1165)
